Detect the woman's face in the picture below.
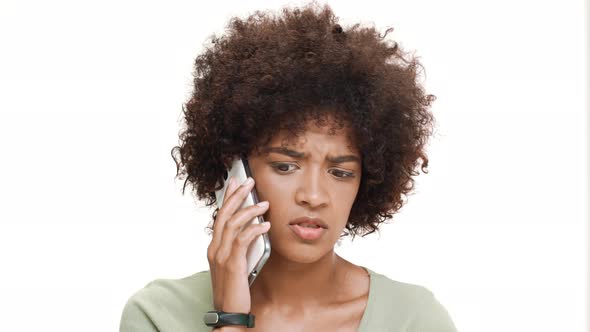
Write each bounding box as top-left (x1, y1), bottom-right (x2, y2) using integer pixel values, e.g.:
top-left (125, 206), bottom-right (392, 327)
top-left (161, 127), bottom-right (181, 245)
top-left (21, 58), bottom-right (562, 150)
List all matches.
top-left (247, 118), bottom-right (362, 263)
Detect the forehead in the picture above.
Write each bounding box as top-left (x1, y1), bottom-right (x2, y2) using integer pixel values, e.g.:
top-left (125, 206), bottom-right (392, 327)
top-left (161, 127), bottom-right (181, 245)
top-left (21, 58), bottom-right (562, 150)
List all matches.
top-left (267, 117), bottom-right (358, 153)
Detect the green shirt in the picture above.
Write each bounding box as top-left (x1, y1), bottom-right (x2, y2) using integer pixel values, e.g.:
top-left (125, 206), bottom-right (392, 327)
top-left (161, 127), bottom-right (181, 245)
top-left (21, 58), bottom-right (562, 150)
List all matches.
top-left (120, 267), bottom-right (458, 331)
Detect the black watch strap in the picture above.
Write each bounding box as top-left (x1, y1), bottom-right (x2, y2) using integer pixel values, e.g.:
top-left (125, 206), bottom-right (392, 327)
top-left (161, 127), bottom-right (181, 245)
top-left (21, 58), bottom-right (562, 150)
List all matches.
top-left (203, 310), bottom-right (255, 328)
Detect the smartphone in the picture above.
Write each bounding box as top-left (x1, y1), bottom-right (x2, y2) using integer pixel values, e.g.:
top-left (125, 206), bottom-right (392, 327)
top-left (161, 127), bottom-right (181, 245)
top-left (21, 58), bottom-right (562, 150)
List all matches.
top-left (214, 158), bottom-right (271, 287)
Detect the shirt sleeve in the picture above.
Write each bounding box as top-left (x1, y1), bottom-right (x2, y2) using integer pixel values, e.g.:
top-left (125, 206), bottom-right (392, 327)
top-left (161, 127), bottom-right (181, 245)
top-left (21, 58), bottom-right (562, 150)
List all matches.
top-left (409, 290), bottom-right (458, 332)
top-left (119, 295), bottom-right (160, 332)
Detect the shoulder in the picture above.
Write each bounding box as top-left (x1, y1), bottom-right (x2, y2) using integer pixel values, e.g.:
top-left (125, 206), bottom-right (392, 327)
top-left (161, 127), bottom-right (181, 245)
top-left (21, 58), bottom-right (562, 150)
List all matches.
top-left (119, 270), bottom-right (214, 332)
top-left (363, 268), bottom-right (458, 332)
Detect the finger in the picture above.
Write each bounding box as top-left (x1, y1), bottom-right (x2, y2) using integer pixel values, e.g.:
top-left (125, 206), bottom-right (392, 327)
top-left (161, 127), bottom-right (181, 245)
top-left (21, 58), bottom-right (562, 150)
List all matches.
top-left (212, 175), bottom-right (237, 236)
top-left (222, 176), bottom-right (238, 205)
top-left (217, 200), bottom-right (268, 263)
top-left (209, 176), bottom-right (237, 263)
top-left (210, 177), bottom-right (255, 250)
top-left (226, 201), bottom-right (269, 235)
top-left (222, 177), bottom-right (254, 212)
top-left (213, 177), bottom-right (255, 233)
top-left (225, 222), bottom-right (271, 286)
top-left (216, 200), bottom-right (269, 263)
top-left (230, 222), bottom-right (271, 265)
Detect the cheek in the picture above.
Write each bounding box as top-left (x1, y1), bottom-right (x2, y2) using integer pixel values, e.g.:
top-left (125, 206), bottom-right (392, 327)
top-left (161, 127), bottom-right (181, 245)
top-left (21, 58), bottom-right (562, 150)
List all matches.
top-left (254, 173), bottom-right (294, 215)
top-left (333, 184), bottom-right (360, 225)
top-left (254, 171), bottom-right (280, 201)
top-left (335, 180), bottom-right (360, 204)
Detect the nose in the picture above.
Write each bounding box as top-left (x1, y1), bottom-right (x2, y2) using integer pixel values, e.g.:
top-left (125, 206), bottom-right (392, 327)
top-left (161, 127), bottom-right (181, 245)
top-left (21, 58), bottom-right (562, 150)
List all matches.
top-left (295, 166), bottom-right (329, 209)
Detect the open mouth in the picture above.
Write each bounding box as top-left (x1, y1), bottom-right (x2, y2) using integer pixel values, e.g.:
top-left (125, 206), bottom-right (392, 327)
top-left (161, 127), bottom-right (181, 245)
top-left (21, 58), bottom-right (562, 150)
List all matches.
top-left (289, 224), bottom-right (326, 241)
top-left (298, 224), bottom-right (321, 228)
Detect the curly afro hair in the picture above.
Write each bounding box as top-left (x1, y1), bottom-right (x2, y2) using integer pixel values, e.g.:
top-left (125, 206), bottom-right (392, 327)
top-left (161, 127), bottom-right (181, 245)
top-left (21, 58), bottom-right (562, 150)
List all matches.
top-left (171, 2), bottom-right (436, 239)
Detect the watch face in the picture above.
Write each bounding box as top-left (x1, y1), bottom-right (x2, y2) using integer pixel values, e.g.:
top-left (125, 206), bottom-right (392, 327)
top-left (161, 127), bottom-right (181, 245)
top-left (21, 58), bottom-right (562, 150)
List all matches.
top-left (203, 312), bottom-right (220, 326)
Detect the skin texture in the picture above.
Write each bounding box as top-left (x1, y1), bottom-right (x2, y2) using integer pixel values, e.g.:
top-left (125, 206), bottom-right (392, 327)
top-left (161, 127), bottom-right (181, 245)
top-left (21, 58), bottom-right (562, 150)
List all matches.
top-left (245, 116), bottom-right (370, 331)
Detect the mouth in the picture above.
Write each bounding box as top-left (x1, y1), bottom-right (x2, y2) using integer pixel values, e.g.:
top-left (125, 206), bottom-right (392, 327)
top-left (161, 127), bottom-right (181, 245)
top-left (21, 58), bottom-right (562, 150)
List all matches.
top-left (289, 224), bottom-right (327, 241)
top-left (288, 217), bottom-right (328, 229)
top-left (288, 217), bottom-right (328, 242)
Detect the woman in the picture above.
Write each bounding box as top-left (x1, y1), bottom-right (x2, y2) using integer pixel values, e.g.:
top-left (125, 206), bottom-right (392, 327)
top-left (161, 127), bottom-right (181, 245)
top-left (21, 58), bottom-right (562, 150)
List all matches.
top-left (120, 3), bottom-right (457, 331)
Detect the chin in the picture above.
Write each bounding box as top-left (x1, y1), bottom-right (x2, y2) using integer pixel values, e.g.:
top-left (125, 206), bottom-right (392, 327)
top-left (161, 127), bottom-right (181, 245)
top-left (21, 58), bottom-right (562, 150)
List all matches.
top-left (267, 230), bottom-right (336, 264)
top-left (272, 247), bottom-right (329, 264)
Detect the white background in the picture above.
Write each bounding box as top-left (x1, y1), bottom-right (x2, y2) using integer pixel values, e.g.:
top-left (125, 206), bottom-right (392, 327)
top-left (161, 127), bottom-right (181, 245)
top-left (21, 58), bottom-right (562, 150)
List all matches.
top-left (0, 0), bottom-right (587, 331)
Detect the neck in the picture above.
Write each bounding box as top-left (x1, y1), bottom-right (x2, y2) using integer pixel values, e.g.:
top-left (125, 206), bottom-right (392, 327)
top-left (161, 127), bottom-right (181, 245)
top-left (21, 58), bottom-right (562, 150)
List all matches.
top-left (250, 249), bottom-right (345, 311)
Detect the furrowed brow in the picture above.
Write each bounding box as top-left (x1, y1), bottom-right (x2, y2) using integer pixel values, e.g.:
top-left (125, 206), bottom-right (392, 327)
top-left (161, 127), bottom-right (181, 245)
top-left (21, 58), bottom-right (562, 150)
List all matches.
top-left (261, 146), bottom-right (360, 164)
top-left (326, 155), bottom-right (361, 164)
top-left (261, 147), bottom-right (305, 159)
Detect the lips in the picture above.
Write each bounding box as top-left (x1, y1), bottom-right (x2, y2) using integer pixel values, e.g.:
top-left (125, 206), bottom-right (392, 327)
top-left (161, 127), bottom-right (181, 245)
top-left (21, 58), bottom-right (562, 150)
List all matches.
top-left (288, 217), bottom-right (328, 229)
top-left (288, 217), bottom-right (328, 241)
top-left (289, 224), bottom-right (326, 241)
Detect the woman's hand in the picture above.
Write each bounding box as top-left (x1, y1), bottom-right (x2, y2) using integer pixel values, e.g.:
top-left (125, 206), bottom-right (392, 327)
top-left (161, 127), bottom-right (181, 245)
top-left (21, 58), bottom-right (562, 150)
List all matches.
top-left (207, 176), bottom-right (271, 314)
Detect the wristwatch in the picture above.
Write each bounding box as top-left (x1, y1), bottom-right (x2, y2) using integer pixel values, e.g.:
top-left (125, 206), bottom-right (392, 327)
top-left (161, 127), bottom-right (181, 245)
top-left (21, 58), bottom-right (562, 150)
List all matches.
top-left (203, 310), bottom-right (256, 329)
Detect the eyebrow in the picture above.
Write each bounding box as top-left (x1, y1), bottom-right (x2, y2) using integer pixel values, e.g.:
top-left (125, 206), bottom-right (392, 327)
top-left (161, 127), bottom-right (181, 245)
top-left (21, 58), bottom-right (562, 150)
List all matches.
top-left (261, 147), bottom-right (360, 164)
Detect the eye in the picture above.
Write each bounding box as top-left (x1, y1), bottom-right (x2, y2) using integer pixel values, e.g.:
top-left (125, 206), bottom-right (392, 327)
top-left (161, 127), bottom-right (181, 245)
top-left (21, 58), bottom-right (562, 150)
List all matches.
top-left (271, 163), bottom-right (298, 174)
top-left (329, 169), bottom-right (355, 179)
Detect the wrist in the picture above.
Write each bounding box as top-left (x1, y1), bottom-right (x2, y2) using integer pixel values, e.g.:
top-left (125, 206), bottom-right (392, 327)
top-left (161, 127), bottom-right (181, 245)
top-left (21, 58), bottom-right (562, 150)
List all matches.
top-left (221, 305), bottom-right (250, 313)
top-left (204, 310), bottom-right (255, 329)
top-left (214, 327), bottom-right (247, 332)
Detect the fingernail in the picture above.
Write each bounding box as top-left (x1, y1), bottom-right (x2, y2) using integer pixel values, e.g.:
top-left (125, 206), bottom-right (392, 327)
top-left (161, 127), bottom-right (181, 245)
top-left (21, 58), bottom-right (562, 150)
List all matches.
top-left (256, 201), bottom-right (269, 208)
top-left (243, 177), bottom-right (254, 186)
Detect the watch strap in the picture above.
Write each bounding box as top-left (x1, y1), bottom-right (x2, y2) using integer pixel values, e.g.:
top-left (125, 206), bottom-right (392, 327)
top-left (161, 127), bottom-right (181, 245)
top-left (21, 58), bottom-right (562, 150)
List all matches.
top-left (203, 310), bottom-right (255, 328)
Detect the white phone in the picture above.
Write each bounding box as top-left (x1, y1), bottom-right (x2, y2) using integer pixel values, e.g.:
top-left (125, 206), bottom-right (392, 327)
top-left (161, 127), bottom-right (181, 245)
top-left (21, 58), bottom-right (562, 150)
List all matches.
top-left (214, 158), bottom-right (271, 287)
